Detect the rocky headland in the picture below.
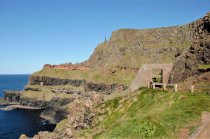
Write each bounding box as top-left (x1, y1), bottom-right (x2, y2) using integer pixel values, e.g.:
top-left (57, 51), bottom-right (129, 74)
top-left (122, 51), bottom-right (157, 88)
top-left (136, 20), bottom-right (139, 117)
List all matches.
top-left (1, 12), bottom-right (209, 139)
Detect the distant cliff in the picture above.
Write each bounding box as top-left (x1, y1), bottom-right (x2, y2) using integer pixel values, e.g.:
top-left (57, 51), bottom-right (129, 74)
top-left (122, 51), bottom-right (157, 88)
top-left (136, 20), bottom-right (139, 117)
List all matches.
top-left (34, 17), bottom-right (194, 84)
top-left (83, 25), bottom-right (191, 69)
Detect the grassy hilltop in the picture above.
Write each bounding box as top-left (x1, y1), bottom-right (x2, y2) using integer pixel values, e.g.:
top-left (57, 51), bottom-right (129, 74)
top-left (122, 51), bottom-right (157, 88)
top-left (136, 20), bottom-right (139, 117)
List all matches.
top-left (75, 88), bottom-right (210, 139)
top-left (84, 26), bottom-right (191, 69)
top-left (33, 68), bottom-right (136, 85)
top-left (33, 25), bottom-right (192, 84)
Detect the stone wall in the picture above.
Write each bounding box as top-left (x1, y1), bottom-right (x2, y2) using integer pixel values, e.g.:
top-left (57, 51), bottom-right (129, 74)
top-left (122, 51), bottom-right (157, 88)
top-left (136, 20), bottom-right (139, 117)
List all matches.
top-left (130, 64), bottom-right (173, 91)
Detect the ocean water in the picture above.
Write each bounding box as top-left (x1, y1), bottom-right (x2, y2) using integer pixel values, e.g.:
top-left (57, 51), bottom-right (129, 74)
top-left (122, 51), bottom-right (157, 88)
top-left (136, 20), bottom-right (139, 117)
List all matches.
top-left (0, 75), bottom-right (55, 139)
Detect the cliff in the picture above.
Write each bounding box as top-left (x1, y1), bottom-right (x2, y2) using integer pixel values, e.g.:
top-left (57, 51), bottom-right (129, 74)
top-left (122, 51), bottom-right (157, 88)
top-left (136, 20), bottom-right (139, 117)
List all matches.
top-left (32, 24), bottom-right (192, 87)
top-left (170, 12), bottom-right (210, 83)
top-left (84, 26), bottom-right (191, 69)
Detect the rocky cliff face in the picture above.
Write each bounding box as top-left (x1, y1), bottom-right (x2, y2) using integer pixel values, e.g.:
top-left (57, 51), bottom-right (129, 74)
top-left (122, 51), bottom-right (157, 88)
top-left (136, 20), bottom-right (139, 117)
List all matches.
top-left (84, 25), bottom-right (191, 69)
top-left (20, 92), bottom-right (104, 139)
top-left (29, 76), bottom-right (127, 93)
top-left (170, 12), bottom-right (210, 83)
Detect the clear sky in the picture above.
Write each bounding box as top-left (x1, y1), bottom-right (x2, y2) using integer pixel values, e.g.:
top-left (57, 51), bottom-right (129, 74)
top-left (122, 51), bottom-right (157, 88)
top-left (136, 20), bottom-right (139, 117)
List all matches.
top-left (0, 0), bottom-right (209, 74)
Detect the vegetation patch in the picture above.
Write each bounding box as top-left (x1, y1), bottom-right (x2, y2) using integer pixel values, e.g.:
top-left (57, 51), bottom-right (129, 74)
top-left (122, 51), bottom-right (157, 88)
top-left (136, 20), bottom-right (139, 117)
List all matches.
top-left (76, 89), bottom-right (210, 139)
top-left (198, 64), bottom-right (210, 70)
top-left (33, 68), bottom-right (136, 85)
top-left (55, 119), bottom-right (68, 131)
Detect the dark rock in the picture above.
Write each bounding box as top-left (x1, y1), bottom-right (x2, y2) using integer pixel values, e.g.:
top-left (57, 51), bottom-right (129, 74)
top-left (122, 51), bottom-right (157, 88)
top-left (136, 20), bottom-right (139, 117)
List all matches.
top-left (84, 82), bottom-right (110, 92)
top-left (51, 88), bottom-right (82, 95)
top-left (47, 98), bottom-right (75, 107)
top-left (41, 106), bottom-right (68, 124)
top-left (30, 76), bottom-right (128, 94)
top-left (30, 76), bottom-right (85, 87)
top-left (0, 98), bottom-right (12, 106)
top-left (84, 82), bottom-right (127, 94)
top-left (41, 98), bottom-right (75, 124)
top-left (170, 12), bottom-right (210, 83)
top-left (19, 97), bottom-right (47, 109)
top-left (24, 87), bottom-right (41, 91)
top-left (4, 90), bottom-right (21, 102)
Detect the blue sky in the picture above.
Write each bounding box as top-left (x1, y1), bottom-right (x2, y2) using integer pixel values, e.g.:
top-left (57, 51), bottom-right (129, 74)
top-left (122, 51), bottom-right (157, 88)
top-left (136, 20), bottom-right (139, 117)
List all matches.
top-left (0, 0), bottom-right (210, 74)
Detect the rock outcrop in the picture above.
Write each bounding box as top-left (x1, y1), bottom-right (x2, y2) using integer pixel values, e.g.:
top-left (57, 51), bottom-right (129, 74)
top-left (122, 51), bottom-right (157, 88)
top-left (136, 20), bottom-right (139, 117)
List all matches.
top-left (51, 88), bottom-right (82, 95)
top-left (19, 97), bottom-right (47, 109)
top-left (29, 76), bottom-right (127, 93)
top-left (3, 91), bottom-right (75, 124)
top-left (4, 90), bottom-right (21, 102)
top-left (83, 25), bottom-right (191, 69)
top-left (3, 91), bottom-right (47, 108)
top-left (170, 12), bottom-right (210, 83)
top-left (22, 92), bottom-right (104, 139)
top-left (35, 22), bottom-right (192, 71)
top-left (0, 98), bottom-right (14, 105)
top-left (30, 76), bottom-right (85, 87)
top-left (41, 98), bottom-right (75, 124)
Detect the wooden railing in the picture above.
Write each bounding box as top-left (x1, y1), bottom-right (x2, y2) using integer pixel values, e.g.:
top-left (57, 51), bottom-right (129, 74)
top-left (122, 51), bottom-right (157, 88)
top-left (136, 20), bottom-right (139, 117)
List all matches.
top-left (149, 82), bottom-right (178, 92)
top-left (149, 82), bottom-right (210, 93)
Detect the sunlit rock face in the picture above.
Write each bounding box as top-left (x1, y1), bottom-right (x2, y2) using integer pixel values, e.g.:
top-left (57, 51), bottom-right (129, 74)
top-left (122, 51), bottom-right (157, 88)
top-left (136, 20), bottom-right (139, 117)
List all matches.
top-left (170, 12), bottom-right (210, 83)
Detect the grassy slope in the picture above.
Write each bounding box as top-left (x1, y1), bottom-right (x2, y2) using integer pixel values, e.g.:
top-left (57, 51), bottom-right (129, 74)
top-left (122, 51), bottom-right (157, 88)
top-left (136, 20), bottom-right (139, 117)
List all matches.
top-left (85, 26), bottom-right (191, 69)
top-left (76, 89), bottom-right (210, 139)
top-left (177, 72), bottom-right (210, 93)
top-left (22, 84), bottom-right (85, 101)
top-left (33, 68), bottom-right (136, 85)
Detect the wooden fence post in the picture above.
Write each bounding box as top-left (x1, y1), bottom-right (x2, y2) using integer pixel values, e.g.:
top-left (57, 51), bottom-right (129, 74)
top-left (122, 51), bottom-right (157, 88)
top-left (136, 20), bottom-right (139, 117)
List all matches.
top-left (174, 84), bottom-right (178, 92)
top-left (191, 85), bottom-right (194, 93)
top-left (208, 84), bottom-right (210, 94)
top-left (152, 83), bottom-right (156, 89)
top-left (147, 82), bottom-right (150, 88)
top-left (40, 82), bottom-right (44, 86)
top-left (163, 83), bottom-right (166, 91)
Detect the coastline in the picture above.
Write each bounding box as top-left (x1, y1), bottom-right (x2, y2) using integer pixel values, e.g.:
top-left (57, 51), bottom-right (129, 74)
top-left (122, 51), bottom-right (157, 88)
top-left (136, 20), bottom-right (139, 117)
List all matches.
top-left (0, 97), bottom-right (43, 111)
top-left (0, 98), bottom-right (18, 106)
top-left (0, 74), bottom-right (57, 139)
top-left (0, 104), bottom-right (43, 111)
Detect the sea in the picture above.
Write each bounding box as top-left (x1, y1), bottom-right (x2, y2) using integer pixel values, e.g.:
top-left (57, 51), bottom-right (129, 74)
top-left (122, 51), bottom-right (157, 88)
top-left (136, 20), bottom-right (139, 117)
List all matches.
top-left (0, 75), bottom-right (55, 139)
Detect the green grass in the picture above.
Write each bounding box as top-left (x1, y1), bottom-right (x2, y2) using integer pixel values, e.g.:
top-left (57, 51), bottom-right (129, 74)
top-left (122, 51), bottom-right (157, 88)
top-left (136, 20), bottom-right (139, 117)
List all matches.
top-left (22, 85), bottom-right (75, 101)
top-left (198, 64), bottom-right (210, 70)
top-left (55, 119), bottom-right (68, 131)
top-left (76, 89), bottom-right (210, 139)
top-left (25, 84), bottom-right (85, 92)
top-left (32, 68), bottom-right (136, 85)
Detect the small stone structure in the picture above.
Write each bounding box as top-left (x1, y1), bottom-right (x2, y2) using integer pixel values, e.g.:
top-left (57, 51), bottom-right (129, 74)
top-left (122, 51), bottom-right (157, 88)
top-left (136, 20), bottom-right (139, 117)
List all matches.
top-left (130, 64), bottom-right (173, 91)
